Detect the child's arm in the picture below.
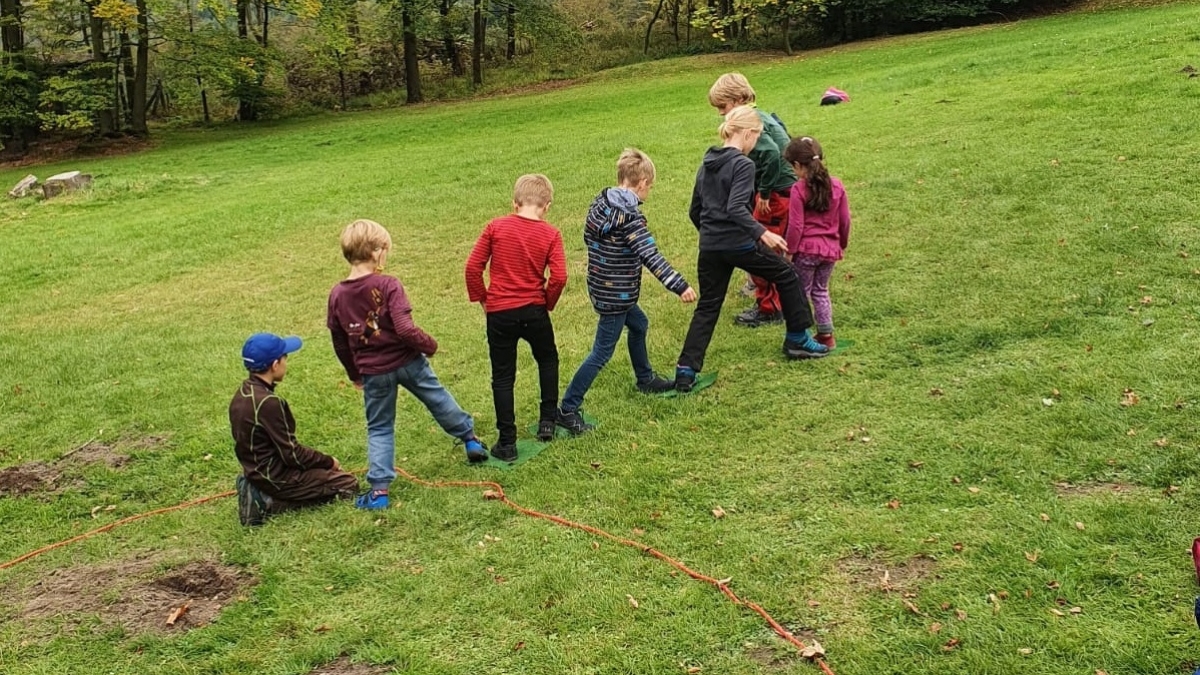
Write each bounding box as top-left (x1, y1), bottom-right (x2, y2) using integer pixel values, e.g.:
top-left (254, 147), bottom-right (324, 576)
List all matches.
top-left (387, 279), bottom-right (439, 356)
top-left (624, 215), bottom-right (690, 297)
top-left (786, 183), bottom-right (806, 255)
top-left (464, 225), bottom-right (492, 307)
top-left (544, 230), bottom-right (568, 311)
top-left (327, 300), bottom-right (361, 385)
top-left (838, 189), bottom-right (852, 251)
top-left (688, 168), bottom-right (703, 229)
top-left (727, 160), bottom-right (768, 242)
top-left (261, 396), bottom-right (336, 471)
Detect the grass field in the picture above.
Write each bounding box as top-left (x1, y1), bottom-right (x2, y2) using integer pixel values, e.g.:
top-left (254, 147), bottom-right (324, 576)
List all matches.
top-left (3, 3), bottom-right (1200, 673)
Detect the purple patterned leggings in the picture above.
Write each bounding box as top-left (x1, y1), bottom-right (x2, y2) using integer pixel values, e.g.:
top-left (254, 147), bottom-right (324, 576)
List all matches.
top-left (793, 254), bottom-right (836, 334)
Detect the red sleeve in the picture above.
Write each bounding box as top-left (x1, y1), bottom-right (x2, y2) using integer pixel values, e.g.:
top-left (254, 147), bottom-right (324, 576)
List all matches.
top-left (464, 225), bottom-right (492, 304)
top-left (786, 182), bottom-right (806, 254)
top-left (837, 189), bottom-right (852, 251)
top-left (544, 229), bottom-right (567, 311)
top-left (387, 278), bottom-right (439, 356)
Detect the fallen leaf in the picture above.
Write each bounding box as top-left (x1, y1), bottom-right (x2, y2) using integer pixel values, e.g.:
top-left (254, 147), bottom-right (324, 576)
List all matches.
top-left (988, 593), bottom-right (1001, 614)
top-left (711, 506), bottom-right (726, 519)
top-left (1086, 344), bottom-right (1093, 352)
top-left (590, 462), bottom-right (602, 470)
top-left (591, 541), bottom-right (600, 550)
top-left (202, 453), bottom-right (213, 461)
top-left (716, 577), bottom-right (732, 586)
top-left (90, 505), bottom-right (102, 519)
top-left (165, 603), bottom-right (189, 626)
top-left (1025, 551), bottom-right (1040, 563)
top-left (929, 388), bottom-right (944, 397)
top-left (1049, 608), bottom-right (1066, 617)
top-left (1154, 437), bottom-right (1169, 448)
top-left (952, 543), bottom-right (964, 552)
top-left (514, 641), bottom-right (526, 651)
top-left (861, 436), bottom-right (872, 443)
top-left (1140, 295), bottom-right (1153, 305)
top-left (1042, 398), bottom-right (1055, 407)
top-left (942, 638), bottom-right (961, 652)
top-left (886, 499), bottom-right (901, 509)
top-left (807, 600), bottom-right (821, 607)
top-left (686, 668), bottom-right (702, 674)
top-left (909, 461), bottom-right (925, 469)
top-left (1120, 389), bottom-right (1139, 407)
top-left (1097, 671), bottom-right (1109, 675)
top-left (1127, 428), bottom-right (1137, 436)
top-left (1074, 521), bottom-right (1086, 531)
top-left (902, 599), bottom-right (923, 615)
top-left (1069, 606), bottom-right (1082, 615)
top-left (1047, 580), bottom-right (1060, 589)
top-left (1052, 388), bottom-right (1061, 397)
top-left (313, 624), bottom-right (331, 632)
top-left (997, 590), bottom-right (1009, 600)
top-left (940, 602), bottom-right (952, 611)
top-left (951, 476), bottom-right (962, 484)
top-left (626, 594), bottom-right (639, 609)
top-left (1018, 648), bottom-right (1033, 656)
top-left (800, 641), bottom-right (826, 659)
top-left (1040, 513), bottom-right (1050, 522)
top-left (929, 622), bottom-right (942, 633)
top-left (632, 528), bottom-right (645, 536)
top-left (482, 489), bottom-right (502, 500)
top-left (954, 609), bottom-right (967, 621)
top-left (1165, 485), bottom-right (1180, 495)
top-left (967, 486), bottom-right (981, 494)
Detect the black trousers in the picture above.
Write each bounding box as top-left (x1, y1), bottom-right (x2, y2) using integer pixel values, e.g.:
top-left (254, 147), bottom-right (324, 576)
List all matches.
top-left (678, 245), bottom-right (814, 373)
top-left (486, 304), bottom-right (559, 444)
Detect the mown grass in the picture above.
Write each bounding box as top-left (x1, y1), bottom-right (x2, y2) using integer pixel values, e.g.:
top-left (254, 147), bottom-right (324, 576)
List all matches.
top-left (2, 3), bottom-right (1200, 674)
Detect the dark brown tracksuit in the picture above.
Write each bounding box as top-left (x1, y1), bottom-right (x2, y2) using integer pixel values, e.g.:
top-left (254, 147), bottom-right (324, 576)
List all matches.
top-left (229, 376), bottom-right (357, 510)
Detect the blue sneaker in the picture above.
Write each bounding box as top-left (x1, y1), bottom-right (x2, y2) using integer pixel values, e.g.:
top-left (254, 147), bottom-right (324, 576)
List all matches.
top-left (464, 437), bottom-right (489, 464)
top-left (783, 336), bottom-right (829, 360)
top-left (355, 490), bottom-right (389, 510)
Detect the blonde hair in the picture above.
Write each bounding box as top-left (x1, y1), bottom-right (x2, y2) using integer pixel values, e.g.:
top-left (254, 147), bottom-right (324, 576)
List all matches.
top-left (616, 148), bottom-right (655, 186)
top-left (513, 174), bottom-right (553, 207)
top-left (708, 72), bottom-right (756, 108)
top-left (718, 105), bottom-right (763, 142)
top-left (340, 219), bottom-right (392, 264)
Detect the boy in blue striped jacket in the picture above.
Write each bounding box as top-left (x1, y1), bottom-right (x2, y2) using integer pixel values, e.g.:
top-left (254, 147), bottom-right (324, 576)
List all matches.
top-left (556, 148), bottom-right (697, 434)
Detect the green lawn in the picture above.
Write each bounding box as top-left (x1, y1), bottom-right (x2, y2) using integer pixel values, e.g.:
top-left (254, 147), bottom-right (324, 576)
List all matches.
top-left (3, 4), bottom-right (1200, 673)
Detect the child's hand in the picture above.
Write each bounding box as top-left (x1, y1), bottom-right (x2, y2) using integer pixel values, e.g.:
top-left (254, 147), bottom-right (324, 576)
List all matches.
top-left (353, 380), bottom-right (363, 391)
top-left (759, 230), bottom-right (788, 255)
top-left (754, 195), bottom-right (772, 218)
top-left (331, 457), bottom-right (341, 470)
top-left (680, 287), bottom-right (697, 303)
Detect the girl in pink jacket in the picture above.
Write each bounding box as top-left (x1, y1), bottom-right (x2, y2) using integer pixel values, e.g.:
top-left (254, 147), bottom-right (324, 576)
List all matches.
top-left (782, 136), bottom-right (852, 349)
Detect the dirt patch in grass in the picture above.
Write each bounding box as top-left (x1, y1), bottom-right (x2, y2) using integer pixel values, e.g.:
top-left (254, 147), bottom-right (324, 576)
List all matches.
top-left (0, 434), bottom-right (163, 497)
top-left (306, 656), bottom-right (392, 675)
top-left (0, 461), bottom-right (62, 497)
top-left (14, 556), bottom-right (256, 635)
top-left (837, 553), bottom-right (938, 592)
top-left (0, 136), bottom-right (155, 170)
top-left (745, 631), bottom-right (818, 670)
top-left (1053, 481), bottom-right (1148, 498)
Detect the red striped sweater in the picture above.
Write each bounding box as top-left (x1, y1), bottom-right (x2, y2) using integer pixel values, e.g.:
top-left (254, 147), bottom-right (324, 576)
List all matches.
top-left (465, 214), bottom-right (568, 313)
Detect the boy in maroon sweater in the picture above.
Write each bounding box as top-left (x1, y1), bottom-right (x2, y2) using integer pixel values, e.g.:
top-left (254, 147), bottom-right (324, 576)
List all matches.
top-left (465, 174), bottom-right (568, 462)
top-left (328, 219), bottom-right (487, 510)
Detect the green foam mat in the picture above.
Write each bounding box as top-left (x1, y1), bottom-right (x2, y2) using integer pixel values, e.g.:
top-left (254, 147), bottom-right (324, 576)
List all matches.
top-left (477, 438), bottom-right (551, 469)
top-left (656, 371), bottom-right (718, 398)
top-left (829, 338), bottom-right (853, 353)
top-left (527, 411), bottom-right (600, 440)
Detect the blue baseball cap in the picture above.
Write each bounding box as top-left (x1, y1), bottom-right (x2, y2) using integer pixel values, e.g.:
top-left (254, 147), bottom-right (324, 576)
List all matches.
top-left (242, 333), bottom-right (303, 372)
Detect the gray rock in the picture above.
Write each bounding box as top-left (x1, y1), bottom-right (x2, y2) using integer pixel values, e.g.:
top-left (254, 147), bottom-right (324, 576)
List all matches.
top-left (7, 174), bottom-right (38, 199)
top-left (42, 171), bottom-right (93, 199)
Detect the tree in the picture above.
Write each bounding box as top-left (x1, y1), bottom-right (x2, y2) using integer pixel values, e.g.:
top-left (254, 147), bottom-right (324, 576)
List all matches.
top-left (471, 0), bottom-right (481, 86)
top-left (399, 0), bottom-right (420, 102)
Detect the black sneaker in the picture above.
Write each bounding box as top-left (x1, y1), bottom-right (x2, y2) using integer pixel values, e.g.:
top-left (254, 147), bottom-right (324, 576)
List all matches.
top-left (783, 337), bottom-right (830, 360)
top-left (491, 442), bottom-right (518, 462)
top-left (236, 475), bottom-right (266, 527)
top-left (555, 409), bottom-right (594, 436)
top-left (636, 374), bottom-right (675, 394)
top-left (674, 371), bottom-right (696, 394)
top-left (734, 307), bottom-right (784, 327)
top-left (537, 419), bottom-right (556, 442)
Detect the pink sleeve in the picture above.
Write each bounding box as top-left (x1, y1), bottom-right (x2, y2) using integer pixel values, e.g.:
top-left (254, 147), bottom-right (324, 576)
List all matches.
top-left (838, 190), bottom-right (851, 251)
top-left (786, 183), bottom-right (805, 254)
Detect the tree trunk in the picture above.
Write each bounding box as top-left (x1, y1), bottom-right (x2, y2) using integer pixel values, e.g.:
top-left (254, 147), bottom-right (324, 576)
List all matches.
top-left (505, 2), bottom-right (514, 60)
top-left (260, 0), bottom-right (268, 47)
top-left (1, 0), bottom-right (23, 55)
top-left (685, 0), bottom-right (691, 46)
top-left (401, 0), bottom-right (422, 103)
top-left (130, 0), bottom-right (148, 135)
top-left (471, 0), bottom-right (482, 87)
top-left (669, 0), bottom-right (679, 45)
top-left (643, 0), bottom-right (664, 54)
top-left (186, 0), bottom-right (210, 123)
top-left (119, 30), bottom-right (135, 123)
top-left (235, 0), bottom-right (257, 120)
top-left (439, 0), bottom-right (463, 77)
top-left (86, 4), bottom-right (115, 135)
top-left (781, 8), bottom-right (791, 55)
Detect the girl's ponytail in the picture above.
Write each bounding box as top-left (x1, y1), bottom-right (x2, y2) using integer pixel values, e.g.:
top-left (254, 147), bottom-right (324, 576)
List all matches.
top-left (783, 136), bottom-right (832, 213)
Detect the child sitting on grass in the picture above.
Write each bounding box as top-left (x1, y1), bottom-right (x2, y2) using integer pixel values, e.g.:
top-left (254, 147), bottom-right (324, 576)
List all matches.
top-left (327, 219), bottom-right (488, 510)
top-left (230, 332), bottom-right (359, 526)
top-left (465, 174), bottom-right (568, 461)
top-left (556, 149), bottom-right (697, 433)
top-left (675, 106), bottom-right (828, 393)
top-left (783, 136), bottom-right (851, 349)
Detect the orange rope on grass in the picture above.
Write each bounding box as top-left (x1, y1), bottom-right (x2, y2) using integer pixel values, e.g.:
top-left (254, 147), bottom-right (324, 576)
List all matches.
top-left (393, 466), bottom-right (837, 675)
top-left (0, 491), bottom-right (235, 571)
top-left (0, 470), bottom-right (836, 674)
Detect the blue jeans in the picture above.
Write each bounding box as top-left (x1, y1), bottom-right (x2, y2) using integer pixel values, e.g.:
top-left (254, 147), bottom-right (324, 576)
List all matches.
top-left (362, 356), bottom-right (474, 490)
top-left (561, 305), bottom-right (654, 412)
